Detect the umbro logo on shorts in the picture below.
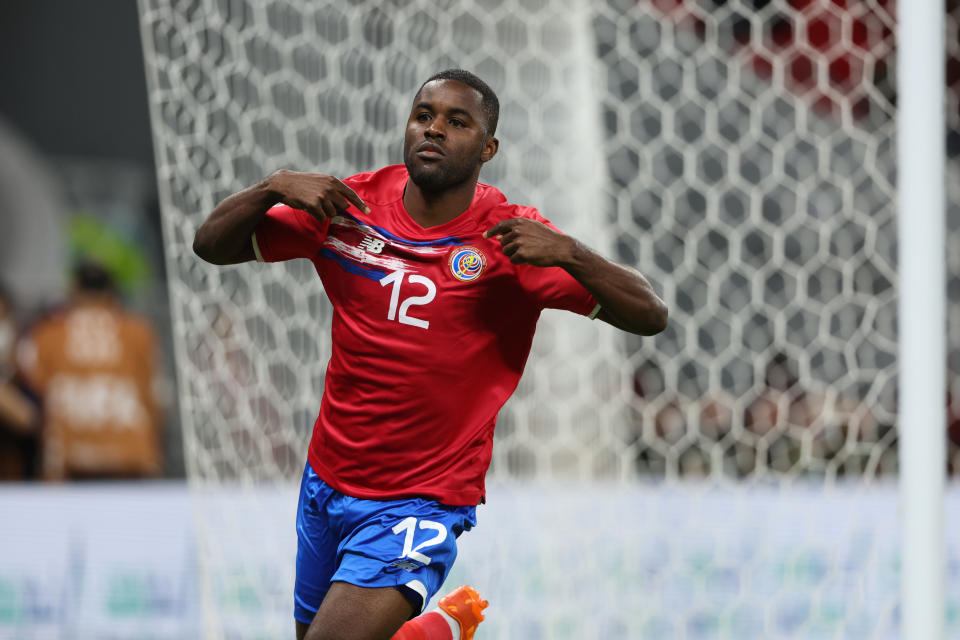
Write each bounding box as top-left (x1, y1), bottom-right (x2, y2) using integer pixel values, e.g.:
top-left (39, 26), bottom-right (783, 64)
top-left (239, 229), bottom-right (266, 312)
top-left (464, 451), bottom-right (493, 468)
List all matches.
top-left (389, 559), bottom-right (422, 572)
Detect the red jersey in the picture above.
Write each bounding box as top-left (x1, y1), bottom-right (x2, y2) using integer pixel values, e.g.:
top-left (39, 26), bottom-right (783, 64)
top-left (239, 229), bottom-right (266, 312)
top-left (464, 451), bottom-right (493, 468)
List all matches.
top-left (253, 165), bottom-right (598, 505)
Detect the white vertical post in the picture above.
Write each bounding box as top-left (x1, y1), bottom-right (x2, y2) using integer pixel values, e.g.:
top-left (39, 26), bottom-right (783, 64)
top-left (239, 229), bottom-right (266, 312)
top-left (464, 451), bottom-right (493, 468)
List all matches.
top-left (898, 2), bottom-right (946, 639)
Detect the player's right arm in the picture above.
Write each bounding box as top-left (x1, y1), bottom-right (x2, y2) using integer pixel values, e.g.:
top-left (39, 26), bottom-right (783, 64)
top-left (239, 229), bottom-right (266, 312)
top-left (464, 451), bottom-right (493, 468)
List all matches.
top-left (193, 170), bottom-right (369, 265)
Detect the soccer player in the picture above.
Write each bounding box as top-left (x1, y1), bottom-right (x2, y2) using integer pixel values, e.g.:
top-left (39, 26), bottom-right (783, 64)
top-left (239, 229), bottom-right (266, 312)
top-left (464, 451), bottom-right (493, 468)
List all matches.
top-left (193, 69), bottom-right (667, 640)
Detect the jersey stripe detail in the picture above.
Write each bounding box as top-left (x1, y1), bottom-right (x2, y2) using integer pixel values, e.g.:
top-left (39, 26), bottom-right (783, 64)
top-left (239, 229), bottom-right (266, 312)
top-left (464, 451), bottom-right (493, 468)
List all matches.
top-left (318, 248), bottom-right (387, 280)
top-left (323, 236), bottom-right (412, 272)
top-left (331, 216), bottom-right (450, 256)
top-left (340, 212), bottom-right (464, 247)
top-left (588, 303), bottom-right (601, 320)
top-left (252, 233), bottom-right (264, 262)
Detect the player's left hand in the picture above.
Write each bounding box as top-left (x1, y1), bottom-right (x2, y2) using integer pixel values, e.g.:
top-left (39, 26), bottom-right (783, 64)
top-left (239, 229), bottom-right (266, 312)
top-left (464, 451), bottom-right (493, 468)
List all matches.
top-left (483, 218), bottom-right (576, 267)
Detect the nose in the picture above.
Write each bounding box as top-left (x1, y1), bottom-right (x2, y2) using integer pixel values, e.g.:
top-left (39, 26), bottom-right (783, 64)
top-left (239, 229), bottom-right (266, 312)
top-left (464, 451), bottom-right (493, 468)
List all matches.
top-left (425, 119), bottom-right (445, 139)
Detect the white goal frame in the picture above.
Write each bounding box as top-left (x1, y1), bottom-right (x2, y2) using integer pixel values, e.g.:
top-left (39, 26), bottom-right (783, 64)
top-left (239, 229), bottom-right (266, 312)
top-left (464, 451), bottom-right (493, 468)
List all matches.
top-left (897, 2), bottom-right (946, 638)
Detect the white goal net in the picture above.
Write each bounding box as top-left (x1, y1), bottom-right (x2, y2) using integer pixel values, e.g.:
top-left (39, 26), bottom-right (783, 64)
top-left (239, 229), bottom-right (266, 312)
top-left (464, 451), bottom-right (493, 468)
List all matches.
top-left (139, 1), bottom-right (960, 638)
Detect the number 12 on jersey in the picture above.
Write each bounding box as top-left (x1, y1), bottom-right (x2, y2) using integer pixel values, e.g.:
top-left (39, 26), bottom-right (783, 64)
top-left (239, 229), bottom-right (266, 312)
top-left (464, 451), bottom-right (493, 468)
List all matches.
top-left (379, 271), bottom-right (436, 329)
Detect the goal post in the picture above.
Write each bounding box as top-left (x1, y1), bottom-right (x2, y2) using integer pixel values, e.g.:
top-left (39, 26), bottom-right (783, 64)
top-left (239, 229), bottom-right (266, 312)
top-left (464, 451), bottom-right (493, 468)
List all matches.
top-left (897, 1), bottom-right (946, 638)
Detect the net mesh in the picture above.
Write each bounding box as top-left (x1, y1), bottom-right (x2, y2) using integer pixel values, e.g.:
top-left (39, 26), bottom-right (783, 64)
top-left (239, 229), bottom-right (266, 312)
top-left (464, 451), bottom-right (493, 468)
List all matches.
top-left (138, 1), bottom-right (960, 637)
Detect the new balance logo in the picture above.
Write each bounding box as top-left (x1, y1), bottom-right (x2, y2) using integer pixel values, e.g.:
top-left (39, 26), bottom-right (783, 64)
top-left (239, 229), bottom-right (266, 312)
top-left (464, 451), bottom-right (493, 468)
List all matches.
top-left (360, 237), bottom-right (385, 254)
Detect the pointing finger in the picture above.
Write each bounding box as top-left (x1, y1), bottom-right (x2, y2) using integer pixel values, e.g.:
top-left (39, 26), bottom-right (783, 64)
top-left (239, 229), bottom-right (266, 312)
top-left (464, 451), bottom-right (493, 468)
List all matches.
top-left (496, 229), bottom-right (520, 247)
top-left (338, 182), bottom-right (370, 214)
top-left (328, 192), bottom-right (351, 213)
top-left (483, 219), bottom-right (518, 239)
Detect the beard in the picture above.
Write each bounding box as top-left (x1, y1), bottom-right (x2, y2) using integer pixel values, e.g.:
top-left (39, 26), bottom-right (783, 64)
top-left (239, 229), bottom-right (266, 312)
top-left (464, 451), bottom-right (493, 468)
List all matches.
top-left (404, 148), bottom-right (480, 194)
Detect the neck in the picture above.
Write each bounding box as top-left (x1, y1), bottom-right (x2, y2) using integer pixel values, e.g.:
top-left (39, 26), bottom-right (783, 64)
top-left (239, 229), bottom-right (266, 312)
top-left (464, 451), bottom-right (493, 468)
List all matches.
top-left (402, 175), bottom-right (479, 229)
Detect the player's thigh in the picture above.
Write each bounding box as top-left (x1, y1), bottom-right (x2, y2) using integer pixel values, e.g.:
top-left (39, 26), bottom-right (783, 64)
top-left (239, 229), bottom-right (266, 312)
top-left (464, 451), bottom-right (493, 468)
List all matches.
top-left (302, 581), bottom-right (414, 640)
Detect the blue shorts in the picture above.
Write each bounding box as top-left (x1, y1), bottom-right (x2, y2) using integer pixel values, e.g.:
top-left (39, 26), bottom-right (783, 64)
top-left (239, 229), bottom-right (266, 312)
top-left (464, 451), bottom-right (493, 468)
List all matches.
top-left (294, 462), bottom-right (477, 625)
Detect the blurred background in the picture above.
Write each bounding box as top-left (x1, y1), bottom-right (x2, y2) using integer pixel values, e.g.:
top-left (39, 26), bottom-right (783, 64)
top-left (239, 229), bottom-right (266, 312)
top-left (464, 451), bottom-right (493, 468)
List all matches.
top-left (0, 0), bottom-right (184, 480)
top-left (1, 0), bottom-right (959, 638)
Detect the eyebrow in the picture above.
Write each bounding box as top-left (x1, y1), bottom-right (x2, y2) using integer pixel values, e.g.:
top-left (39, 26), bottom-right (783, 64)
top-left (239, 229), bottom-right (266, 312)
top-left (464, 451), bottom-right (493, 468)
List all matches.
top-left (414, 102), bottom-right (476, 121)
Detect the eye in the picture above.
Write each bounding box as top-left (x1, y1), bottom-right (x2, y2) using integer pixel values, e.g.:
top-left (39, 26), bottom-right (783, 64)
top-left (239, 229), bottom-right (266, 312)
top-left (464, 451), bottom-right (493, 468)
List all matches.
top-left (416, 112), bottom-right (431, 122)
top-left (450, 118), bottom-right (466, 128)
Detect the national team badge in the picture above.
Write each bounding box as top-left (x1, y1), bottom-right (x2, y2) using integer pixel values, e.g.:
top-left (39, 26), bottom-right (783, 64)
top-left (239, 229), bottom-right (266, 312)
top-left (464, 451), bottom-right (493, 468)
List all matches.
top-left (448, 246), bottom-right (486, 282)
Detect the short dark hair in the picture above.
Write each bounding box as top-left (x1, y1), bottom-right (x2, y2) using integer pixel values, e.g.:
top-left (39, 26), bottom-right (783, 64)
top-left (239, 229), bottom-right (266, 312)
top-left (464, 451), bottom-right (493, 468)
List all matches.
top-left (73, 260), bottom-right (116, 294)
top-left (416, 69), bottom-right (500, 137)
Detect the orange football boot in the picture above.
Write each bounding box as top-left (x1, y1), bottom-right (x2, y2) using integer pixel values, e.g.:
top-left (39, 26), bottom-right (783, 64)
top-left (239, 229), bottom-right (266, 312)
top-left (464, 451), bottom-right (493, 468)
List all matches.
top-left (437, 585), bottom-right (489, 640)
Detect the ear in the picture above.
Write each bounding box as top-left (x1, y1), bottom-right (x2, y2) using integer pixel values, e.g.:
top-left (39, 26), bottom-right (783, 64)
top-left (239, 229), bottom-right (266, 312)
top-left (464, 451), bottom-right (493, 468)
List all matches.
top-left (480, 136), bottom-right (499, 164)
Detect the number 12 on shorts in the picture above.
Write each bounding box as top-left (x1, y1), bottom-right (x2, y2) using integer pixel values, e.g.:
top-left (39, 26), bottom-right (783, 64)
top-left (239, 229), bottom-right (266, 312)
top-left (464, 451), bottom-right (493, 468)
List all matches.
top-left (392, 517), bottom-right (447, 565)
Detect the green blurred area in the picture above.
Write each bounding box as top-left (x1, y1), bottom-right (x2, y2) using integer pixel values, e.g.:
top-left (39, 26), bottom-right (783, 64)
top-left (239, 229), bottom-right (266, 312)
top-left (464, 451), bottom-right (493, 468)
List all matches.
top-left (67, 213), bottom-right (152, 295)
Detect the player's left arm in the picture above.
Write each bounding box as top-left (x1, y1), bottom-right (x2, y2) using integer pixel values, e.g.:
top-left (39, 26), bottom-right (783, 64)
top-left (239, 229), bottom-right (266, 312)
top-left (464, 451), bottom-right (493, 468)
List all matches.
top-left (484, 218), bottom-right (667, 335)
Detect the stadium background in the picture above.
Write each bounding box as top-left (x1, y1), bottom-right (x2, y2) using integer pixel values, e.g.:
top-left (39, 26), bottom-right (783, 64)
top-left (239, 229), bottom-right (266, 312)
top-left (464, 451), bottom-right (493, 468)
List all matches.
top-left (1, 0), bottom-right (959, 638)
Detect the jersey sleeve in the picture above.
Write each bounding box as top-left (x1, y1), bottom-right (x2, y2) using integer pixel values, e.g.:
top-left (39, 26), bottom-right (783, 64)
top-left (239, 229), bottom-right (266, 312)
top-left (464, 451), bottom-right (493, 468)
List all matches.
top-left (516, 264), bottom-right (600, 317)
top-left (252, 205), bottom-right (330, 262)
top-left (512, 208), bottom-right (601, 318)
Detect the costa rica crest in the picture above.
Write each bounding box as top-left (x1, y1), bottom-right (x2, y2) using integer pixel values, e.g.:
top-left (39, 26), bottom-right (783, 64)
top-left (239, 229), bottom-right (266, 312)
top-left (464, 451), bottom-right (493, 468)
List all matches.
top-left (448, 246), bottom-right (486, 282)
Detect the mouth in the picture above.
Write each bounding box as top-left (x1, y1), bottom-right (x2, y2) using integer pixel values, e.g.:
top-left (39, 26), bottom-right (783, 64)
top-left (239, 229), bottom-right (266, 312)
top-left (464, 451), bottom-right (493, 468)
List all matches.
top-left (415, 142), bottom-right (445, 159)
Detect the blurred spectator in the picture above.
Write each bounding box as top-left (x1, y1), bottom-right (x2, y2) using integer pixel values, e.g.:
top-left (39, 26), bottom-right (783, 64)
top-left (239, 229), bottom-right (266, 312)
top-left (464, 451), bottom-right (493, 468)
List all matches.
top-left (742, 352), bottom-right (832, 475)
top-left (0, 283), bottom-right (38, 480)
top-left (743, 352), bottom-right (897, 477)
top-left (15, 261), bottom-right (163, 481)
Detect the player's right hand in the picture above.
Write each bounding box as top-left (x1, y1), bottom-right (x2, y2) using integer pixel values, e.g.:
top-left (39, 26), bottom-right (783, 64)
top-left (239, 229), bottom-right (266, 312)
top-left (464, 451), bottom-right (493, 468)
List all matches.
top-left (267, 170), bottom-right (370, 220)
